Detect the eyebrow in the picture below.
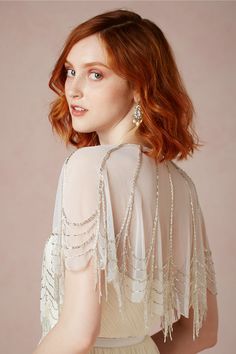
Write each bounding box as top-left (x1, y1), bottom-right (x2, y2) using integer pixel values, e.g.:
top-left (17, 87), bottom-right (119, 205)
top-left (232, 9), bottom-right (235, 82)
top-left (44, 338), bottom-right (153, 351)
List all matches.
top-left (64, 60), bottom-right (110, 69)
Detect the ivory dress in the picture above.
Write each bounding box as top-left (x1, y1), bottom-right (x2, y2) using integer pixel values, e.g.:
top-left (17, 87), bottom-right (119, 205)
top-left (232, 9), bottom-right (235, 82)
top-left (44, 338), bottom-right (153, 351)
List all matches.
top-left (38, 143), bottom-right (217, 353)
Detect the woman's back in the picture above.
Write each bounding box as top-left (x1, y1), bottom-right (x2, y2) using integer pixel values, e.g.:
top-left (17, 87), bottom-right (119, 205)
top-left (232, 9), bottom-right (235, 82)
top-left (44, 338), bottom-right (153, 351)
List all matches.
top-left (39, 143), bottom-right (217, 352)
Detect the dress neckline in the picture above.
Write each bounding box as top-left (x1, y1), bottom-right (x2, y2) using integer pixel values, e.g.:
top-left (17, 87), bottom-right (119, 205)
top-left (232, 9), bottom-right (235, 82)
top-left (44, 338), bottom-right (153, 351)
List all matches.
top-left (96, 143), bottom-right (150, 150)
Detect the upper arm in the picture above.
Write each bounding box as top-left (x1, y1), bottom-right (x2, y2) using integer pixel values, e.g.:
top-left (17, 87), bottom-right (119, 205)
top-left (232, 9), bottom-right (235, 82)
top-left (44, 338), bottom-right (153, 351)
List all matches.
top-left (59, 259), bottom-right (102, 343)
top-left (58, 149), bottom-right (104, 342)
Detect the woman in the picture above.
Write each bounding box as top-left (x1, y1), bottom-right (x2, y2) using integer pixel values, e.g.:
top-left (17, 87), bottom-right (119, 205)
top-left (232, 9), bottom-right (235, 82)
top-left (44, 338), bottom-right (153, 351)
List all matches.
top-left (33, 9), bottom-right (218, 354)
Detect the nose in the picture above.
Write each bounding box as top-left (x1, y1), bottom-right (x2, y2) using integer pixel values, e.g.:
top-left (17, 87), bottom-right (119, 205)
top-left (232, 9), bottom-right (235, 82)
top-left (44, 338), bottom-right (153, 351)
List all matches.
top-left (68, 74), bottom-right (84, 99)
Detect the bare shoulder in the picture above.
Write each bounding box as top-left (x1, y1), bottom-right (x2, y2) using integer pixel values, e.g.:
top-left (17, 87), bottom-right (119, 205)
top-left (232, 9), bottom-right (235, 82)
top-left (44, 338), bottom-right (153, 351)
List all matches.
top-left (65, 144), bottom-right (141, 173)
top-left (65, 145), bottom-right (109, 174)
top-left (67, 145), bottom-right (105, 162)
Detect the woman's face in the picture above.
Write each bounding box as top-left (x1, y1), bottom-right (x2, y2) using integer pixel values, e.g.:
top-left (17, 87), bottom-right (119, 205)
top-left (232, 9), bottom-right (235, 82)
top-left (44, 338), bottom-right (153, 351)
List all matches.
top-left (64, 34), bottom-right (138, 145)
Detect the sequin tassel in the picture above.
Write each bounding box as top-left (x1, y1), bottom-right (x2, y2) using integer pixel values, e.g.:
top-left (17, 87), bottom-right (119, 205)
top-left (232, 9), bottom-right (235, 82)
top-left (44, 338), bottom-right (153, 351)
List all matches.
top-left (189, 185), bottom-right (199, 340)
top-left (144, 163), bottom-right (160, 332)
top-left (170, 162), bottom-right (208, 341)
top-left (162, 162), bottom-right (175, 342)
top-left (101, 171), bottom-right (108, 302)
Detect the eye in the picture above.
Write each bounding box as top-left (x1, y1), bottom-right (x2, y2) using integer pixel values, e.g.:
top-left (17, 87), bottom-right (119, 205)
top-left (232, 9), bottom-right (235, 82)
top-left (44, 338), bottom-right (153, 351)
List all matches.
top-left (89, 71), bottom-right (103, 80)
top-left (65, 68), bottom-right (75, 77)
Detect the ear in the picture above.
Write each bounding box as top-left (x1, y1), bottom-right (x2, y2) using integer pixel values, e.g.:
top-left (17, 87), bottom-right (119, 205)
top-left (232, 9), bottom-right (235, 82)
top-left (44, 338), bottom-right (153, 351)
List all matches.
top-left (133, 89), bottom-right (140, 104)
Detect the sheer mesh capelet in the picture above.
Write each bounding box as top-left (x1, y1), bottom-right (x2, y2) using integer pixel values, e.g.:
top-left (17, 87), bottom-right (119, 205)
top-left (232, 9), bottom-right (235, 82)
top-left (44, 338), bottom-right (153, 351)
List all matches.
top-left (40, 143), bottom-right (217, 343)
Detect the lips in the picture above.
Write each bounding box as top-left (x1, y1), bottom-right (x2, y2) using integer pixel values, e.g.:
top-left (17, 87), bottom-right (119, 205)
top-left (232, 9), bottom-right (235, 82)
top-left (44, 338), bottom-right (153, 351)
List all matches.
top-left (70, 104), bottom-right (88, 111)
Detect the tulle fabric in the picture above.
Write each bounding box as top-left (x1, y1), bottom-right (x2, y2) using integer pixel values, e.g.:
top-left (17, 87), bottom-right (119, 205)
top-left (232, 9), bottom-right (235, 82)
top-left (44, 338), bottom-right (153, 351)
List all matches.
top-left (39, 143), bottom-right (217, 351)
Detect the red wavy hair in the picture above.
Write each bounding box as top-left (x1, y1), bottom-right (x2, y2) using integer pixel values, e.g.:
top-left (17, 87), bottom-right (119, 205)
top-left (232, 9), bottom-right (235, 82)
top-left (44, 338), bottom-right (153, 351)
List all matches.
top-left (48, 9), bottom-right (203, 162)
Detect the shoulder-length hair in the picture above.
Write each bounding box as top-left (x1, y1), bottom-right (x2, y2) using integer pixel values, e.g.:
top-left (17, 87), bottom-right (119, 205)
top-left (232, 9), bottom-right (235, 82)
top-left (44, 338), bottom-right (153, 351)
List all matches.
top-left (48, 9), bottom-right (203, 162)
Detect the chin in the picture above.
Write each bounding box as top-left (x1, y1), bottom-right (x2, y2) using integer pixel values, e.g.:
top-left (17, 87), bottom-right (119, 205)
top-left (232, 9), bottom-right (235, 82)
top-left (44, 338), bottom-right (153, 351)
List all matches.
top-left (72, 123), bottom-right (95, 134)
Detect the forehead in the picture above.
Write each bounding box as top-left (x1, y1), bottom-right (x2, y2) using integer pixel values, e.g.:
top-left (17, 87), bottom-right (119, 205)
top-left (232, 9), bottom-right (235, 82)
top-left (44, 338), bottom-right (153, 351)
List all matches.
top-left (66, 34), bottom-right (108, 65)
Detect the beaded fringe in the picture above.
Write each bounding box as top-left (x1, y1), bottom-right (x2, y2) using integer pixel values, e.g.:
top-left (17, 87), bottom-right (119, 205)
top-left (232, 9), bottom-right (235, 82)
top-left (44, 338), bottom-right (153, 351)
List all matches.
top-left (39, 145), bottom-right (217, 343)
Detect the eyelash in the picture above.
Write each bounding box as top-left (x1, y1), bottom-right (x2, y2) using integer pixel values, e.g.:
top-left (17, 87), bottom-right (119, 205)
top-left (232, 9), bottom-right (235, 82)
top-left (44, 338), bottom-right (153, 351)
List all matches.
top-left (65, 68), bottom-right (103, 80)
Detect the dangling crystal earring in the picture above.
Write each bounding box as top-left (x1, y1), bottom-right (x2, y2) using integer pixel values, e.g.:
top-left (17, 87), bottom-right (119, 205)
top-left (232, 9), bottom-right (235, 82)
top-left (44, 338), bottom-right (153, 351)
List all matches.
top-left (132, 103), bottom-right (143, 127)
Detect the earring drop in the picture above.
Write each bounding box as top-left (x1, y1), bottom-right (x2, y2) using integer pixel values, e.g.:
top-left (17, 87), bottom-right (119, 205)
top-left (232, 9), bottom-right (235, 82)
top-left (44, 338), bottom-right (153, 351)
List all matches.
top-left (132, 104), bottom-right (143, 127)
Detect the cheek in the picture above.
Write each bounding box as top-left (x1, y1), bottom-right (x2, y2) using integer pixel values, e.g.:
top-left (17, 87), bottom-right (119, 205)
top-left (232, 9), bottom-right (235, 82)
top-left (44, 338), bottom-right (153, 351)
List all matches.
top-left (64, 82), bottom-right (70, 102)
top-left (97, 80), bottom-right (133, 109)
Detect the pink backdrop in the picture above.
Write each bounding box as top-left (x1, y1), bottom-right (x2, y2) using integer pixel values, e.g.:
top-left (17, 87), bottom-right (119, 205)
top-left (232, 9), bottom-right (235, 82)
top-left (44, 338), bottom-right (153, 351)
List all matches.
top-left (0, 1), bottom-right (235, 353)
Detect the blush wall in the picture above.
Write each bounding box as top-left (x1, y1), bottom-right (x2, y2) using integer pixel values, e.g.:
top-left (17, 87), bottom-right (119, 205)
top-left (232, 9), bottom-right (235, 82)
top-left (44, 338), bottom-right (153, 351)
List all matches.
top-left (0, 1), bottom-right (235, 354)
